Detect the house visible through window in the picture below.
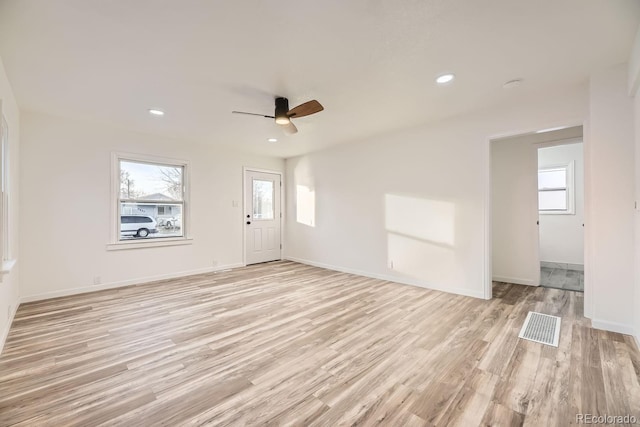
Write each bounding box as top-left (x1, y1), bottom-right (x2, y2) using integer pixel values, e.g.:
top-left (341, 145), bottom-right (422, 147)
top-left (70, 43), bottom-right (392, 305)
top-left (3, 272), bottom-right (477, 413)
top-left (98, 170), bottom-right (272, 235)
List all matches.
top-left (118, 158), bottom-right (186, 240)
top-left (538, 163), bottom-right (573, 214)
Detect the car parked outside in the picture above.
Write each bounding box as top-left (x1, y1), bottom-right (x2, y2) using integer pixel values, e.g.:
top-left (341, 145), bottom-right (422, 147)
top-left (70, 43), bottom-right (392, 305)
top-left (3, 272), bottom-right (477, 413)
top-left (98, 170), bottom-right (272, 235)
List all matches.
top-left (121, 215), bottom-right (158, 238)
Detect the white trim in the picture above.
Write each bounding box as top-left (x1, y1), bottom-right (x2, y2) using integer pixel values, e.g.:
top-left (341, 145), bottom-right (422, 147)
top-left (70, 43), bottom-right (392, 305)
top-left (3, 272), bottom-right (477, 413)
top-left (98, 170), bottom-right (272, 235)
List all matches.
top-left (582, 119), bottom-right (593, 320)
top-left (0, 297), bottom-right (18, 354)
top-left (591, 319), bottom-right (636, 336)
top-left (0, 258), bottom-right (16, 274)
top-left (492, 275), bottom-right (537, 286)
top-left (110, 152), bottom-right (191, 247)
top-left (0, 114), bottom-right (10, 266)
top-left (242, 167), bottom-right (284, 266)
top-left (106, 238), bottom-right (193, 251)
top-left (483, 131), bottom-right (492, 300)
top-left (534, 137), bottom-right (583, 149)
top-left (286, 256), bottom-right (485, 299)
top-left (20, 262), bottom-right (244, 303)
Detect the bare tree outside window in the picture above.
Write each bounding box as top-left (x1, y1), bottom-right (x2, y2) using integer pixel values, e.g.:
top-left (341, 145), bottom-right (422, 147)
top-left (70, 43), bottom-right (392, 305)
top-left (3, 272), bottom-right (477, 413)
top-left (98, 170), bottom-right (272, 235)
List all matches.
top-left (159, 166), bottom-right (183, 200)
top-left (120, 169), bottom-right (140, 199)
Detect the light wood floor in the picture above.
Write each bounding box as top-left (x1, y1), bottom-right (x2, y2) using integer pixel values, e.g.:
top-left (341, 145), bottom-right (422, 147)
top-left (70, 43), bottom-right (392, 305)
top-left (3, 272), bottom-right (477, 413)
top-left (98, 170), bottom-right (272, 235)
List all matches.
top-left (1, 261), bottom-right (639, 426)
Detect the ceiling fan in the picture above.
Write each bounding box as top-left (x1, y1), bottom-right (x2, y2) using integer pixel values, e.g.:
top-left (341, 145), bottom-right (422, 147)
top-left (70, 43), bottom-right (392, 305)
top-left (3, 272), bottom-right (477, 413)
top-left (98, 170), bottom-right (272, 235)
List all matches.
top-left (232, 97), bottom-right (324, 135)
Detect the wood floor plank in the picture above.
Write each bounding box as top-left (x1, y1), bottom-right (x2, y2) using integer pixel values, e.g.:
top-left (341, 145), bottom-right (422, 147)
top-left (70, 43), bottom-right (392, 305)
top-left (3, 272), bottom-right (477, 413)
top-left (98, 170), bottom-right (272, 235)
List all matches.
top-left (0, 262), bottom-right (639, 425)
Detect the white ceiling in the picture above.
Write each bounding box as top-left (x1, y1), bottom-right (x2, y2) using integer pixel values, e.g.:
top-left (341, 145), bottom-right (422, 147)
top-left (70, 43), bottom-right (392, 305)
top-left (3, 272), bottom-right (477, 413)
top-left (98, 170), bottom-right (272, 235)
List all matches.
top-left (0, 0), bottom-right (638, 158)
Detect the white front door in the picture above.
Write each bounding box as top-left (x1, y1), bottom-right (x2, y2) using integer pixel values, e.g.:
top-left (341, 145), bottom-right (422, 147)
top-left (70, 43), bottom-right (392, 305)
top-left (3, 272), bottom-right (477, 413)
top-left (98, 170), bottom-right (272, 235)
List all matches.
top-left (245, 170), bottom-right (281, 265)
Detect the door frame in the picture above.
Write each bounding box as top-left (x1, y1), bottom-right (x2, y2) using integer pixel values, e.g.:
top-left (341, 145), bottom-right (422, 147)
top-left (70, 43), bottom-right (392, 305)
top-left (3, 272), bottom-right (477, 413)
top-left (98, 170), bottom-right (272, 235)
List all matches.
top-left (483, 120), bottom-right (587, 305)
top-left (242, 167), bottom-right (284, 266)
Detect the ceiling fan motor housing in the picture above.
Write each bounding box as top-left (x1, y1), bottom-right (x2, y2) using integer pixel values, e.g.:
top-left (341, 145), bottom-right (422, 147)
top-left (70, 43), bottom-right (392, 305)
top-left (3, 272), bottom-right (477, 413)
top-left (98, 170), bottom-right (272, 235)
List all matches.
top-left (275, 97), bottom-right (290, 123)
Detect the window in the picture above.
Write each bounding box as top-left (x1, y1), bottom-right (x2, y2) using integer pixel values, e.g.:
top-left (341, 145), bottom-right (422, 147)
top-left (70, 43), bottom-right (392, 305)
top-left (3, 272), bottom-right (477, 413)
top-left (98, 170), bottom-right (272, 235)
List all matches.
top-left (538, 163), bottom-right (574, 214)
top-left (112, 154), bottom-right (189, 245)
top-left (1, 116), bottom-right (10, 263)
top-left (253, 179), bottom-right (274, 220)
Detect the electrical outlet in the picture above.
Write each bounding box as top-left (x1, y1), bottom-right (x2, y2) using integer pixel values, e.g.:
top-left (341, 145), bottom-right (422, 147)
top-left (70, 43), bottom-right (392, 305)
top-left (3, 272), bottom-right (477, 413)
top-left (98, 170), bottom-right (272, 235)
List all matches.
top-left (212, 259), bottom-right (218, 267)
top-left (93, 276), bottom-right (101, 285)
top-left (388, 260), bottom-right (394, 269)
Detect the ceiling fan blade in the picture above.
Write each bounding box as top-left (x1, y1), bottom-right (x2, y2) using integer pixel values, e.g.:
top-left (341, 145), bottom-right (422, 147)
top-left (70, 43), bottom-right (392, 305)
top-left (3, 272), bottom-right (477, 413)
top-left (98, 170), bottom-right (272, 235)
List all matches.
top-left (282, 121), bottom-right (298, 135)
top-left (287, 100), bottom-right (323, 119)
top-left (232, 111), bottom-right (275, 118)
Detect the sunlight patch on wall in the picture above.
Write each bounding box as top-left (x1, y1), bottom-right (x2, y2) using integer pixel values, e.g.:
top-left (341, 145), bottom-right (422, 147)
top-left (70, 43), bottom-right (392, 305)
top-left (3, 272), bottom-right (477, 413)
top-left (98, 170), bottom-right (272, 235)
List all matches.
top-left (385, 194), bottom-right (456, 284)
top-left (296, 185), bottom-right (316, 227)
top-left (385, 194), bottom-right (455, 245)
top-left (387, 233), bottom-right (455, 284)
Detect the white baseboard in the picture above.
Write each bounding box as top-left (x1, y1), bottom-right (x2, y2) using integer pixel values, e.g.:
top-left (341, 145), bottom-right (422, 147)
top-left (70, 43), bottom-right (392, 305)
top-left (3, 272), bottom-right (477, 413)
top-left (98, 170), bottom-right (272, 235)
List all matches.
top-left (285, 256), bottom-right (485, 299)
top-left (492, 276), bottom-right (537, 286)
top-left (0, 296), bottom-right (19, 354)
top-left (591, 319), bottom-right (636, 336)
top-left (20, 263), bottom-right (244, 304)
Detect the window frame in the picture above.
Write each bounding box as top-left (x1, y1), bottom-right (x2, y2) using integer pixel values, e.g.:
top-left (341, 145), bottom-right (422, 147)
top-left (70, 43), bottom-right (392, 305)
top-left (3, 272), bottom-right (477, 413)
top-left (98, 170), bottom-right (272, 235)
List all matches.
top-left (538, 161), bottom-right (575, 215)
top-left (0, 114), bottom-right (14, 276)
top-left (108, 152), bottom-right (192, 250)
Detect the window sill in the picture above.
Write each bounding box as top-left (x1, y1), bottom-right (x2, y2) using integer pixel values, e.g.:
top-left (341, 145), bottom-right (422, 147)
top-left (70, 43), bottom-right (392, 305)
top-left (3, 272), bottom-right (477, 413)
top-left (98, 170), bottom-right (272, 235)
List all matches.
top-left (539, 211), bottom-right (576, 215)
top-left (1, 259), bottom-right (16, 275)
top-left (106, 238), bottom-right (193, 251)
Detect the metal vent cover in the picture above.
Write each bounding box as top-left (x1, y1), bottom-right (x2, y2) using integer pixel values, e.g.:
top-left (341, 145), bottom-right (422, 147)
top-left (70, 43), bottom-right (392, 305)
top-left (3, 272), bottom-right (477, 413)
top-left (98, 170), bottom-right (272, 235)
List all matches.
top-left (518, 312), bottom-right (561, 347)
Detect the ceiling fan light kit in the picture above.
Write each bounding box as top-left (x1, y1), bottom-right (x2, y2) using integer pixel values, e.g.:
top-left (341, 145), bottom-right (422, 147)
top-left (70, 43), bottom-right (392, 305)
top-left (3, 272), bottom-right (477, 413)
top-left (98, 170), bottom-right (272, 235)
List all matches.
top-left (274, 97), bottom-right (291, 124)
top-left (232, 96), bottom-right (324, 136)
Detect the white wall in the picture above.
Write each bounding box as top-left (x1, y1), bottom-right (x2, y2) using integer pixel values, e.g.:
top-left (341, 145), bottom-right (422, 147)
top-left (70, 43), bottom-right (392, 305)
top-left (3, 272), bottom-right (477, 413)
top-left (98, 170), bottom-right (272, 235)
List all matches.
top-left (538, 143), bottom-right (584, 265)
top-left (285, 84), bottom-right (588, 299)
top-left (635, 92), bottom-right (640, 347)
top-left (20, 111), bottom-right (284, 300)
top-left (630, 26), bottom-right (640, 347)
top-left (587, 63), bottom-right (636, 335)
top-left (491, 138), bottom-right (539, 286)
top-left (0, 57), bottom-right (20, 352)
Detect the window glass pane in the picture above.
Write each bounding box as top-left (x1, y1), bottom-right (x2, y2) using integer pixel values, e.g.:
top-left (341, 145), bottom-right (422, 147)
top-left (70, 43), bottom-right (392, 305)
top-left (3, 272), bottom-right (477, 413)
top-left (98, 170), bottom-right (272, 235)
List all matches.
top-left (538, 168), bottom-right (566, 190)
top-left (120, 202), bottom-right (183, 240)
top-left (253, 179), bottom-right (274, 220)
top-left (539, 190), bottom-right (567, 211)
top-left (1, 116), bottom-right (8, 260)
top-left (120, 161), bottom-right (183, 201)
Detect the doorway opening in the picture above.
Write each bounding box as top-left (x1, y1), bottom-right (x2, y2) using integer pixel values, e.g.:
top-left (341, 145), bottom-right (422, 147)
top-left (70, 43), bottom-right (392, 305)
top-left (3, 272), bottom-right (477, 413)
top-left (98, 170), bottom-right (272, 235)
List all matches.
top-left (490, 125), bottom-right (584, 293)
top-left (537, 140), bottom-right (584, 292)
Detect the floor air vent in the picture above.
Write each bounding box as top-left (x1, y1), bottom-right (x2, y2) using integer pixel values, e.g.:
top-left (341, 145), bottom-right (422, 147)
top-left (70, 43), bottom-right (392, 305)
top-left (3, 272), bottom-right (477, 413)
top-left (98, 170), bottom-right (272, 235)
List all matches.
top-left (518, 312), bottom-right (561, 347)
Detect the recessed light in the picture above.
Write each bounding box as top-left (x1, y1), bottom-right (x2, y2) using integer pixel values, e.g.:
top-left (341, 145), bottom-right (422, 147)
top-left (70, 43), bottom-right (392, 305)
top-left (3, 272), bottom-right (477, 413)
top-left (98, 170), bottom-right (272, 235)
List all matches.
top-left (535, 126), bottom-right (568, 134)
top-left (148, 109), bottom-right (165, 116)
top-left (503, 79), bottom-right (523, 89)
top-left (436, 73), bottom-right (455, 84)
top-left (268, 138), bottom-right (278, 143)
